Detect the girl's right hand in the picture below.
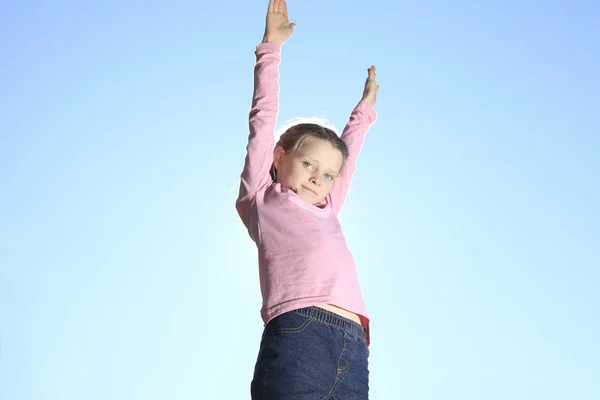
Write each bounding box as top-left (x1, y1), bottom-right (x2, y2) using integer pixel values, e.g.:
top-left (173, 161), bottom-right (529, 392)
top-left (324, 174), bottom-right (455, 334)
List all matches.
top-left (361, 66), bottom-right (380, 108)
top-left (262, 0), bottom-right (296, 45)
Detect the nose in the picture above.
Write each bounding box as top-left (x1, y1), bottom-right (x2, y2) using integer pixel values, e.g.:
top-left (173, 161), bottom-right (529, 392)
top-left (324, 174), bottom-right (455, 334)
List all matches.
top-left (310, 176), bottom-right (322, 186)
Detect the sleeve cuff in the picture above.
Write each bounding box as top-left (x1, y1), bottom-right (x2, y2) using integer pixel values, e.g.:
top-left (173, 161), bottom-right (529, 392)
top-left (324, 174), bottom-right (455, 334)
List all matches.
top-left (356, 100), bottom-right (378, 124)
top-left (256, 42), bottom-right (282, 54)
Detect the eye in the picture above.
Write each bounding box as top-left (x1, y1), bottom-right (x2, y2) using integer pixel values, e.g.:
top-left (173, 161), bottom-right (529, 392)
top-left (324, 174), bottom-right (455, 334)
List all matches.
top-left (302, 161), bottom-right (313, 169)
top-left (324, 173), bottom-right (334, 181)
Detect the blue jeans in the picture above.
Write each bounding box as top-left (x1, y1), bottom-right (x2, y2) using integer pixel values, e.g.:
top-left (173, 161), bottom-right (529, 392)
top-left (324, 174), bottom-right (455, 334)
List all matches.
top-left (251, 306), bottom-right (370, 399)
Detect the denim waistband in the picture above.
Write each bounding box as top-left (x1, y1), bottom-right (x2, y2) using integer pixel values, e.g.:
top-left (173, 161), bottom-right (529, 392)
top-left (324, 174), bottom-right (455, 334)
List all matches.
top-left (290, 306), bottom-right (366, 341)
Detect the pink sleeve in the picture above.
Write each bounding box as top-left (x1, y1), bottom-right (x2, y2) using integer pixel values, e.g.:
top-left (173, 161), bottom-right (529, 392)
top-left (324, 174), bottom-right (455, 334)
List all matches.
top-left (327, 100), bottom-right (377, 215)
top-left (236, 43), bottom-right (281, 225)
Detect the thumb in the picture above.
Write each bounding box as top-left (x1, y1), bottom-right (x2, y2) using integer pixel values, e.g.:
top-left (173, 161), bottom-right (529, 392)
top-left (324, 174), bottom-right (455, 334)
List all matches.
top-left (289, 22), bottom-right (296, 30)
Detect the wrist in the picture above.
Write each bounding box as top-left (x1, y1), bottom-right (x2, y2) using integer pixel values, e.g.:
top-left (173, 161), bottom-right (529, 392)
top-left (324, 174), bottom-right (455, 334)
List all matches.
top-left (361, 97), bottom-right (376, 108)
top-left (262, 35), bottom-right (285, 45)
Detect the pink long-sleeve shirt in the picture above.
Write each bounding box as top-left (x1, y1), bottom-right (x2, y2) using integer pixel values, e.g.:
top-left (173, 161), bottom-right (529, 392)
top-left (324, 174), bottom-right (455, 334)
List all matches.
top-left (236, 43), bottom-right (377, 344)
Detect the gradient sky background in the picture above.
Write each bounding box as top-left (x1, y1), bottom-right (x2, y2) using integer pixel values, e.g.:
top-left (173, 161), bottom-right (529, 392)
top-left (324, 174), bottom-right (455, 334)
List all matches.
top-left (2, 0), bottom-right (599, 399)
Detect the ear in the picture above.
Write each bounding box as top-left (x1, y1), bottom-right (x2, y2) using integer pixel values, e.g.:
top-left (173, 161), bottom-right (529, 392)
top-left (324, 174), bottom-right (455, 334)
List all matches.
top-left (273, 146), bottom-right (286, 169)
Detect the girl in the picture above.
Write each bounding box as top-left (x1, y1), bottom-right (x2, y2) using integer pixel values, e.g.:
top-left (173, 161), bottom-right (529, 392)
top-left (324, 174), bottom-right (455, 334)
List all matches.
top-left (236, 1), bottom-right (379, 398)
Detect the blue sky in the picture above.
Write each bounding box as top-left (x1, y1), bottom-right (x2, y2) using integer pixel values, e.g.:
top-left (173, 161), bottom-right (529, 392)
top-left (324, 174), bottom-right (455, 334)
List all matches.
top-left (1, 0), bottom-right (599, 399)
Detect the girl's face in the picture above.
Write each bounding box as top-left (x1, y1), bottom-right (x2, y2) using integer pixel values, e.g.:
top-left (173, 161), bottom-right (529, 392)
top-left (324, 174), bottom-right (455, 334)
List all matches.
top-left (274, 137), bottom-right (345, 204)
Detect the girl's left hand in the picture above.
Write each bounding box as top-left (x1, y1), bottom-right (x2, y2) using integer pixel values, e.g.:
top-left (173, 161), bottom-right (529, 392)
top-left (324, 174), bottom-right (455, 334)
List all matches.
top-left (361, 66), bottom-right (379, 107)
top-left (262, 0), bottom-right (296, 45)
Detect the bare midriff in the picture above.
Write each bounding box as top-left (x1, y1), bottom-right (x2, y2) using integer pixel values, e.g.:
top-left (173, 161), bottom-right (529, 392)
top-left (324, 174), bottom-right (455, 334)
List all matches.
top-left (316, 303), bottom-right (362, 324)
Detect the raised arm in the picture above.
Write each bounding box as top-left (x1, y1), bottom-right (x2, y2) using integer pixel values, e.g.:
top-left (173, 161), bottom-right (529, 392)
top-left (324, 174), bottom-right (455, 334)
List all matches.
top-left (328, 66), bottom-right (380, 215)
top-left (237, 0), bottom-right (296, 224)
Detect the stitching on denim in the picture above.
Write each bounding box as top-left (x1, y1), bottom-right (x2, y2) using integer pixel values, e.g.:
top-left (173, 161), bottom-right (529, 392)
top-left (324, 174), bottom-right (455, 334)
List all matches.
top-left (290, 310), bottom-right (367, 344)
top-left (321, 334), bottom-right (348, 400)
top-left (272, 311), bottom-right (315, 335)
top-left (322, 372), bottom-right (342, 400)
top-left (338, 336), bottom-right (357, 374)
top-left (338, 331), bottom-right (358, 375)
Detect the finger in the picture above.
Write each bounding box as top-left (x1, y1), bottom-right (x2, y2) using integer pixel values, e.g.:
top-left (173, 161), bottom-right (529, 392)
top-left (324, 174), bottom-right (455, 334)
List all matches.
top-left (282, 0), bottom-right (289, 18)
top-left (274, 0), bottom-right (280, 13)
top-left (369, 66), bottom-right (377, 78)
top-left (268, 0), bottom-right (275, 13)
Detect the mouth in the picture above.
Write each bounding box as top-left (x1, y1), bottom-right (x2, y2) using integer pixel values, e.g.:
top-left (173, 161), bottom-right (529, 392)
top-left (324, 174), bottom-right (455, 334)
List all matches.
top-left (302, 185), bottom-right (318, 196)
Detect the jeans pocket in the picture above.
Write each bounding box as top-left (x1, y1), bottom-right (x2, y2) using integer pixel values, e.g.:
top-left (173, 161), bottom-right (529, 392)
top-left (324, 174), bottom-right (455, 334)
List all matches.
top-left (268, 311), bottom-right (315, 335)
